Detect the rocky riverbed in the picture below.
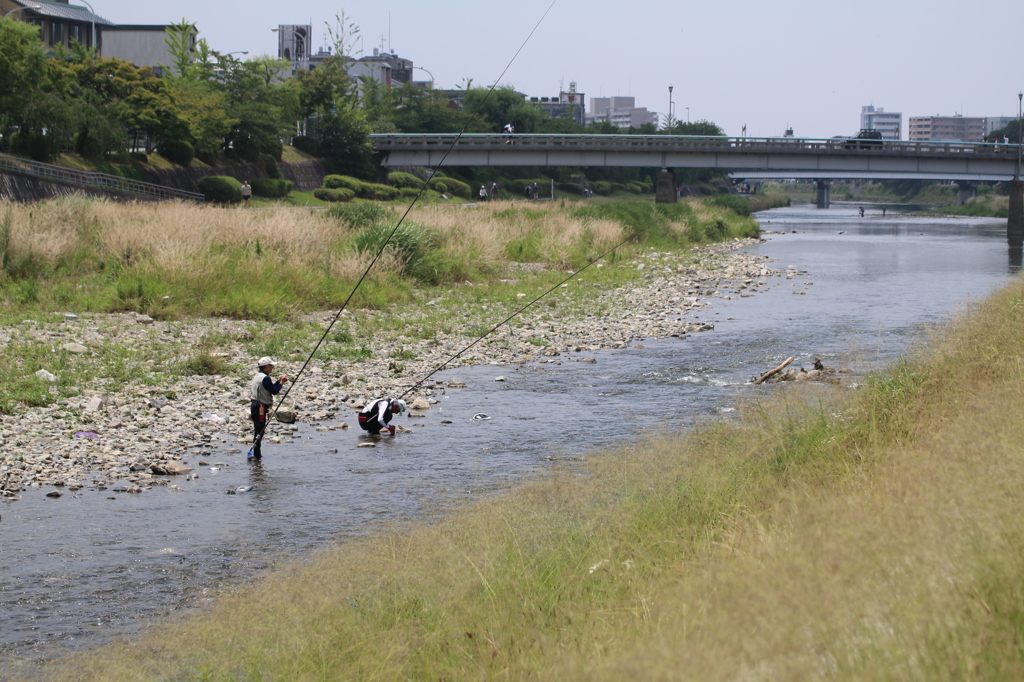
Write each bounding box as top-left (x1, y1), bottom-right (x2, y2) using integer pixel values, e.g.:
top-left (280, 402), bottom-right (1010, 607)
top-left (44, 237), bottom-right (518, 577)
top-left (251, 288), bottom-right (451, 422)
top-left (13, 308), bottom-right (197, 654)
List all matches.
top-left (0, 238), bottom-right (801, 500)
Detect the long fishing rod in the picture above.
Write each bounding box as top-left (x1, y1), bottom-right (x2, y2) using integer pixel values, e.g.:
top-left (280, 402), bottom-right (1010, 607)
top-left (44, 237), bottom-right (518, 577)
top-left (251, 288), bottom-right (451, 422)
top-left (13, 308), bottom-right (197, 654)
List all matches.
top-left (399, 225), bottom-right (647, 400)
top-left (254, 1), bottom-right (559, 448)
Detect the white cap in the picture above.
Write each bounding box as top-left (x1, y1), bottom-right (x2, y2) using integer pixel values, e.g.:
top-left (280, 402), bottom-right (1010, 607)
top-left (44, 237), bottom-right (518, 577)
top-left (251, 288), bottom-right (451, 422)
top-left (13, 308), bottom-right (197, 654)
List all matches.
top-left (258, 356), bottom-right (274, 368)
top-left (395, 399), bottom-right (407, 413)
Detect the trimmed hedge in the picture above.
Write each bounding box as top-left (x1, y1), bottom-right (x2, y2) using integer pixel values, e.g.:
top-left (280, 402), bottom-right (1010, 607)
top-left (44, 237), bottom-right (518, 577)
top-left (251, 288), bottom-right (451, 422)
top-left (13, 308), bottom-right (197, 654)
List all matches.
top-left (291, 135), bottom-right (321, 156)
top-left (593, 181), bottom-right (612, 196)
top-left (158, 140), bottom-right (194, 166)
top-left (314, 188), bottom-right (355, 203)
top-left (323, 175), bottom-right (364, 192)
top-left (426, 176), bottom-right (471, 199)
top-left (557, 182), bottom-right (585, 196)
top-left (388, 171), bottom-right (424, 189)
top-left (260, 153), bottom-right (282, 179)
top-left (197, 176), bottom-right (243, 204)
top-left (251, 178), bottom-right (293, 198)
top-left (359, 182), bottom-right (400, 201)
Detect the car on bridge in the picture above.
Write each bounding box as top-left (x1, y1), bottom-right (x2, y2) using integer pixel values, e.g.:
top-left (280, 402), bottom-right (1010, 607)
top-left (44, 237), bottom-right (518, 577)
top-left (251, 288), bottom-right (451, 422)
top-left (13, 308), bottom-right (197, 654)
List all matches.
top-left (843, 129), bottom-right (884, 150)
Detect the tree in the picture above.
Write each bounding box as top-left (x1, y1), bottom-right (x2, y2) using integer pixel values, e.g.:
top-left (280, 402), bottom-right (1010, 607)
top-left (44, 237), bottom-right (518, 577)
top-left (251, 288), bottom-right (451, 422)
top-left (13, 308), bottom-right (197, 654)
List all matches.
top-left (462, 86), bottom-right (542, 133)
top-left (0, 19), bottom-right (46, 133)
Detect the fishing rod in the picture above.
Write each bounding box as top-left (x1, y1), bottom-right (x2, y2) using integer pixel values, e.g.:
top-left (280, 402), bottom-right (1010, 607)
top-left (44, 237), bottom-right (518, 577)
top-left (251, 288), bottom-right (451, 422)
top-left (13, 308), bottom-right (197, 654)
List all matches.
top-left (398, 225), bottom-right (648, 400)
top-left (253, 1), bottom-right (559, 450)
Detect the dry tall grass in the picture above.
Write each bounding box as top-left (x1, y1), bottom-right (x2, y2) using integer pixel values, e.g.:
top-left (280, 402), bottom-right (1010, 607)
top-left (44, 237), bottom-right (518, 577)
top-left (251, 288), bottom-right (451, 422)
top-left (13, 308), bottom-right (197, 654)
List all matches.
top-left (47, 273), bottom-right (1024, 678)
top-left (1, 197), bottom-right (739, 319)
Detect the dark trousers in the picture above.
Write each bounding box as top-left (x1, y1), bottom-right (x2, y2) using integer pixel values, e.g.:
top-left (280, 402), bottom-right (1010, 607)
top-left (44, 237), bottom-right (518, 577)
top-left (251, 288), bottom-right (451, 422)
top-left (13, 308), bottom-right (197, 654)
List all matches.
top-left (251, 402), bottom-right (268, 457)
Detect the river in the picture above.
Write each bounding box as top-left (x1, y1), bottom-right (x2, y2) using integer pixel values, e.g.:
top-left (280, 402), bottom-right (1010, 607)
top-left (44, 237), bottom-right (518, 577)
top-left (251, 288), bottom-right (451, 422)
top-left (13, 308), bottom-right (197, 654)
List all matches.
top-left (0, 204), bottom-right (1016, 666)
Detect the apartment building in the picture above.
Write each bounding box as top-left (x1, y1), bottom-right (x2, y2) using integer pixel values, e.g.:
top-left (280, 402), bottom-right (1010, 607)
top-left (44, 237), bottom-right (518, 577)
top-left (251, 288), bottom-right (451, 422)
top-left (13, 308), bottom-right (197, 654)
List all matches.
top-left (586, 96), bottom-right (658, 128)
top-left (908, 115), bottom-right (986, 143)
top-left (526, 82), bottom-right (586, 126)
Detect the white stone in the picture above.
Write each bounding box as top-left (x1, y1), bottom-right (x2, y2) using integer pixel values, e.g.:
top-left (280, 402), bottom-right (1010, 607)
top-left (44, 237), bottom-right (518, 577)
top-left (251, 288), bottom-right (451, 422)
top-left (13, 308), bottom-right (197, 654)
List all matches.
top-left (62, 342), bottom-right (88, 354)
top-left (35, 370), bottom-right (57, 383)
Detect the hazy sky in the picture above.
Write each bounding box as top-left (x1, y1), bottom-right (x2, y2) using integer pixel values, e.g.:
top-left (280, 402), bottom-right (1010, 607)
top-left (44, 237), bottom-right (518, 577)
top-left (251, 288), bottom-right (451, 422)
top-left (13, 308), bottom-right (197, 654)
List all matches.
top-left (91, 0), bottom-right (1023, 138)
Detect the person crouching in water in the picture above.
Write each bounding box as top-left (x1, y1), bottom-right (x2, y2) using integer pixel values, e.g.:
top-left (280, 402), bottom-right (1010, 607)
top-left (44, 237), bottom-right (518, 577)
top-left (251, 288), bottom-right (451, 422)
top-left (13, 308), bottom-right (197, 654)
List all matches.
top-left (358, 397), bottom-right (406, 435)
top-left (249, 356), bottom-right (288, 459)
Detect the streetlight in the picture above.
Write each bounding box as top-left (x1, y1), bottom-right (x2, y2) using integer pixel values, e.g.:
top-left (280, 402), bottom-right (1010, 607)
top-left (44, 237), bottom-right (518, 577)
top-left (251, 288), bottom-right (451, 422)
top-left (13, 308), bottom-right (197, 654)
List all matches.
top-left (413, 65), bottom-right (434, 86)
top-left (1016, 91), bottom-right (1022, 182)
top-left (3, 4), bottom-right (40, 18)
top-left (685, 106), bottom-right (690, 124)
top-left (667, 85), bottom-right (674, 130)
top-left (75, 0), bottom-right (96, 53)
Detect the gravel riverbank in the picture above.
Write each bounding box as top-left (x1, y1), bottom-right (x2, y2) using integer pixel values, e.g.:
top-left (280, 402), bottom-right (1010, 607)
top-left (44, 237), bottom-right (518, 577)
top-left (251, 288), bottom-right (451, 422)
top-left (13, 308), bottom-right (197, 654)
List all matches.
top-left (0, 238), bottom-right (796, 500)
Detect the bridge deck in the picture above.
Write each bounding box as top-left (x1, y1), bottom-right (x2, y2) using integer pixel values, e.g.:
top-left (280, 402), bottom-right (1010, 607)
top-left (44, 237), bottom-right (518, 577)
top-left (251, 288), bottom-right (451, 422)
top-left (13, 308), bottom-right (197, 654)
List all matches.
top-left (371, 134), bottom-right (1021, 181)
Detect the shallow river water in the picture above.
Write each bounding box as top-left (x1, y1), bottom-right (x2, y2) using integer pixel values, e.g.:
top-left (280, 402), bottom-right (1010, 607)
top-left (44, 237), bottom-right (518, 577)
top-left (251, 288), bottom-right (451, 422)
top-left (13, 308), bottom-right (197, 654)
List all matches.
top-left (1, 204), bottom-right (1017, 664)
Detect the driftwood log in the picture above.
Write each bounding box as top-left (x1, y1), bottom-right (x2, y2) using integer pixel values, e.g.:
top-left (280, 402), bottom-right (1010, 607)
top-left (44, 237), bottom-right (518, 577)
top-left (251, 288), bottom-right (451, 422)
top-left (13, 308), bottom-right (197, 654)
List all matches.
top-left (754, 357), bottom-right (794, 385)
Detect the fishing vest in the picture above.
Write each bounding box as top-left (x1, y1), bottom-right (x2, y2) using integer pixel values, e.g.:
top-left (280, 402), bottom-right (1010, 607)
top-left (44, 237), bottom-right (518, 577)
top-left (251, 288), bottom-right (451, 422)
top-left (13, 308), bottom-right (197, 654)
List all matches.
top-left (250, 372), bottom-right (274, 405)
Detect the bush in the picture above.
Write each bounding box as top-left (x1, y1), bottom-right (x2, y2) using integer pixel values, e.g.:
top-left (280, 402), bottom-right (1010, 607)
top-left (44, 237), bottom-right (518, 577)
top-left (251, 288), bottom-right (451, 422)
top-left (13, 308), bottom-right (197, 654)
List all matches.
top-left (426, 176), bottom-right (471, 199)
top-left (197, 176), bottom-right (243, 204)
top-left (324, 203), bottom-right (390, 228)
top-left (593, 181), bottom-right (613, 196)
top-left (291, 135), bottom-right (321, 156)
top-left (557, 182), bottom-right (585, 196)
top-left (388, 172), bottom-right (424, 189)
top-left (251, 178), bottom-right (293, 198)
top-left (353, 221), bottom-right (426, 274)
top-left (260, 153), bottom-right (282, 179)
top-left (625, 182), bottom-right (646, 194)
top-left (323, 175), bottom-right (364, 192)
top-left (358, 182), bottom-right (400, 201)
top-left (711, 195), bottom-right (753, 217)
top-left (158, 139), bottom-right (194, 166)
top-left (399, 187), bottom-right (420, 197)
top-left (314, 188), bottom-right (355, 203)
top-left (11, 131), bottom-right (59, 163)
top-left (128, 151), bottom-right (149, 163)
top-left (433, 181), bottom-right (448, 194)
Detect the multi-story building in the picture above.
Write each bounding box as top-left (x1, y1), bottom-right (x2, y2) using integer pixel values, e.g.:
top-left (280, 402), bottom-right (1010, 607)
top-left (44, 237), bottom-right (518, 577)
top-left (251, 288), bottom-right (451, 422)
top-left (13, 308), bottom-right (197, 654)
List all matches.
top-left (908, 115), bottom-right (986, 143)
top-left (0, 0), bottom-right (111, 51)
top-left (526, 82), bottom-right (586, 126)
top-left (586, 96), bottom-right (658, 128)
top-left (860, 105), bottom-right (901, 140)
top-left (2, 1), bottom-right (192, 75)
top-left (985, 116), bottom-right (1017, 136)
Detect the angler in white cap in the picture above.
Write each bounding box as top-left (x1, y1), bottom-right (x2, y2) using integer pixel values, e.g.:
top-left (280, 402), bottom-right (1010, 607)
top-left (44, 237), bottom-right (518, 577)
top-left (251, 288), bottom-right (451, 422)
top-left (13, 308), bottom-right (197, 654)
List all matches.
top-left (357, 397), bottom-right (406, 436)
top-left (249, 356), bottom-right (289, 459)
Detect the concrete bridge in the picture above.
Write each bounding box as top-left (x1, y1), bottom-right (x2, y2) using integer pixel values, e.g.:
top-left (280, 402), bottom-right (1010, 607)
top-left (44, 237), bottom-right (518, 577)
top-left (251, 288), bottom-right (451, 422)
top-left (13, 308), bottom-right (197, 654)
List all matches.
top-left (371, 134), bottom-right (1023, 230)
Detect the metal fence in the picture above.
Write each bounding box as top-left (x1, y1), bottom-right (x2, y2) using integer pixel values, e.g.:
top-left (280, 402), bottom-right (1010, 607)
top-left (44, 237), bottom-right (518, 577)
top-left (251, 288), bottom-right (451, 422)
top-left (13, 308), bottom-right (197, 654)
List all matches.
top-left (0, 153), bottom-right (205, 202)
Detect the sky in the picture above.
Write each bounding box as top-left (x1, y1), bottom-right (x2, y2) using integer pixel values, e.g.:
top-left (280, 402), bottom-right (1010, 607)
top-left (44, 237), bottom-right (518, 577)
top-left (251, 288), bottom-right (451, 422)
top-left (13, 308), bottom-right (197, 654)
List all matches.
top-left (89, 0), bottom-right (1024, 138)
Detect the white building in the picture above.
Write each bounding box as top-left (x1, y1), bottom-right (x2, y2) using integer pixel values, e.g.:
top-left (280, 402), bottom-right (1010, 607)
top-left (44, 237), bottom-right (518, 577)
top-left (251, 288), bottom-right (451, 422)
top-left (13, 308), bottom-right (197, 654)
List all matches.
top-left (985, 116), bottom-right (1017, 136)
top-left (860, 105), bottom-right (902, 140)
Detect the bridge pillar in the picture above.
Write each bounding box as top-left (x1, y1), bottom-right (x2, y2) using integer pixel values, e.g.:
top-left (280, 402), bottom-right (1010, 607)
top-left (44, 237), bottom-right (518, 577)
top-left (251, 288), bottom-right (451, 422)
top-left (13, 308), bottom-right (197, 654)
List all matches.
top-left (956, 181), bottom-right (977, 206)
top-left (816, 180), bottom-right (830, 209)
top-left (656, 170), bottom-right (677, 204)
top-left (1009, 180), bottom-right (1024, 238)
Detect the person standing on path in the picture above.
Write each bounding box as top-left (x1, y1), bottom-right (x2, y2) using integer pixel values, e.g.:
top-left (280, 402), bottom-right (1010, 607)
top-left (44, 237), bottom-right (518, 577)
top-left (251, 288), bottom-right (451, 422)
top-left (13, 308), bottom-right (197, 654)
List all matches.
top-left (241, 180), bottom-right (252, 207)
top-left (479, 185), bottom-right (488, 202)
top-left (532, 182), bottom-right (540, 200)
top-left (357, 397), bottom-right (406, 436)
top-left (490, 182), bottom-right (499, 201)
top-left (249, 357), bottom-right (288, 459)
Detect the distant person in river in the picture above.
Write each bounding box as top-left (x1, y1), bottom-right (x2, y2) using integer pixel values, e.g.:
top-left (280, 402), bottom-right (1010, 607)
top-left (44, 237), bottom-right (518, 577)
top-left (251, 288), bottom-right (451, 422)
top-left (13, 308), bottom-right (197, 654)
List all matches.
top-left (249, 357), bottom-right (288, 459)
top-left (358, 397), bottom-right (407, 435)
top-left (859, 206), bottom-right (865, 217)
top-left (241, 180), bottom-right (252, 207)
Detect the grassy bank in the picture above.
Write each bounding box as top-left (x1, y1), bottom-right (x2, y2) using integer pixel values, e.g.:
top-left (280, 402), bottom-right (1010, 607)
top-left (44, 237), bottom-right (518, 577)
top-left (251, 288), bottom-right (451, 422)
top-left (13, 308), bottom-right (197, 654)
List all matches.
top-left (930, 194), bottom-right (1010, 218)
top-left (50, 270), bottom-right (1024, 677)
top-left (0, 198), bottom-right (757, 322)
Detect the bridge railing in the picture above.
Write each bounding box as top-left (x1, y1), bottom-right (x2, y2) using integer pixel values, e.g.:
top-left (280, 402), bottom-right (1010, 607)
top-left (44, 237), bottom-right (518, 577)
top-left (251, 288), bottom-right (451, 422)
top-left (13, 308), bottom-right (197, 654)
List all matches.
top-left (0, 153), bottom-right (205, 202)
top-left (371, 133), bottom-right (1014, 157)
